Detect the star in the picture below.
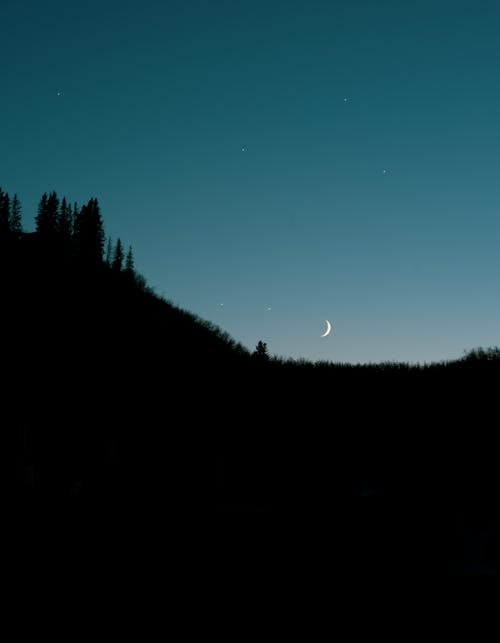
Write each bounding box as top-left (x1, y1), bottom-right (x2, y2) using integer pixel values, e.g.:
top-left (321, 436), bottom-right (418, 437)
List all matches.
top-left (343, 97), bottom-right (348, 102)
top-left (57, 91), bottom-right (62, 96)
top-left (382, 169), bottom-right (388, 174)
top-left (267, 307), bottom-right (272, 311)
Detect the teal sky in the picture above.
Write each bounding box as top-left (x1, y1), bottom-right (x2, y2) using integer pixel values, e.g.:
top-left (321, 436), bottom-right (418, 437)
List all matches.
top-left (2, 0), bottom-right (500, 363)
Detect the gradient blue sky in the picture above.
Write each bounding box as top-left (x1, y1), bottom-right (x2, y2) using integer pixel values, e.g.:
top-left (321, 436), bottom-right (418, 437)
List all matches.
top-left (2, 0), bottom-right (500, 363)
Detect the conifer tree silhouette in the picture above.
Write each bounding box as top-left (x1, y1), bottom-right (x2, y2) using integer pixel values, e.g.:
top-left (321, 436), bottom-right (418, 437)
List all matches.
top-left (105, 236), bottom-right (113, 266)
top-left (125, 246), bottom-right (135, 276)
top-left (0, 187), bottom-right (10, 238)
top-left (77, 198), bottom-right (105, 264)
top-left (72, 202), bottom-right (80, 230)
top-left (10, 194), bottom-right (22, 235)
top-left (112, 238), bottom-right (124, 271)
top-left (57, 197), bottom-right (73, 240)
top-left (253, 340), bottom-right (270, 362)
top-left (35, 192), bottom-right (59, 239)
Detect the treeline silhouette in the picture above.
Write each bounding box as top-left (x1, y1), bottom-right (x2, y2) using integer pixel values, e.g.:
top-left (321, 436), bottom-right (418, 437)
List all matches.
top-left (2, 186), bottom-right (496, 573)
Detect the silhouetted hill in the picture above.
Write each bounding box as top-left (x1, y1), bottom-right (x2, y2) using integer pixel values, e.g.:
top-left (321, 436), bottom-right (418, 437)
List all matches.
top-left (3, 230), bottom-right (498, 505)
top-left (3, 231), bottom-right (256, 502)
top-left (2, 225), bottom-right (496, 575)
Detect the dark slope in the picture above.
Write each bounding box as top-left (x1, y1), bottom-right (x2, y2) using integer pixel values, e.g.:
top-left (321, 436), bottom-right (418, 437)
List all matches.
top-left (3, 233), bottom-right (257, 505)
top-left (2, 233), bottom-right (497, 576)
top-left (4, 233), bottom-right (497, 508)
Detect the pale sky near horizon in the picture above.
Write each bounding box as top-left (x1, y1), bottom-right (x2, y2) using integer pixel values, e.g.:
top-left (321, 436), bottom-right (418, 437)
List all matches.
top-left (2, 0), bottom-right (500, 363)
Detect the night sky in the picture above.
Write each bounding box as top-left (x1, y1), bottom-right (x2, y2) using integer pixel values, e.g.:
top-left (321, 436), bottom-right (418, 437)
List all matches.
top-left (2, 0), bottom-right (500, 363)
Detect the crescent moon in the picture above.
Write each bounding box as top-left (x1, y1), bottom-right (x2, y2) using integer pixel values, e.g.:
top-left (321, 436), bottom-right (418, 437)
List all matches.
top-left (321, 320), bottom-right (332, 338)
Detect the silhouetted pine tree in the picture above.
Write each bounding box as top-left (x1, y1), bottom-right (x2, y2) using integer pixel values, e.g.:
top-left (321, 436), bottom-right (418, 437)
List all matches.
top-left (0, 187), bottom-right (10, 238)
top-left (72, 202), bottom-right (80, 228)
top-left (10, 194), bottom-right (22, 235)
top-left (112, 238), bottom-right (124, 271)
top-left (57, 197), bottom-right (73, 240)
top-left (35, 191), bottom-right (59, 238)
top-left (76, 198), bottom-right (105, 264)
top-left (72, 202), bottom-right (81, 251)
top-left (253, 340), bottom-right (270, 362)
top-left (105, 236), bottom-right (113, 266)
top-left (125, 246), bottom-right (135, 276)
